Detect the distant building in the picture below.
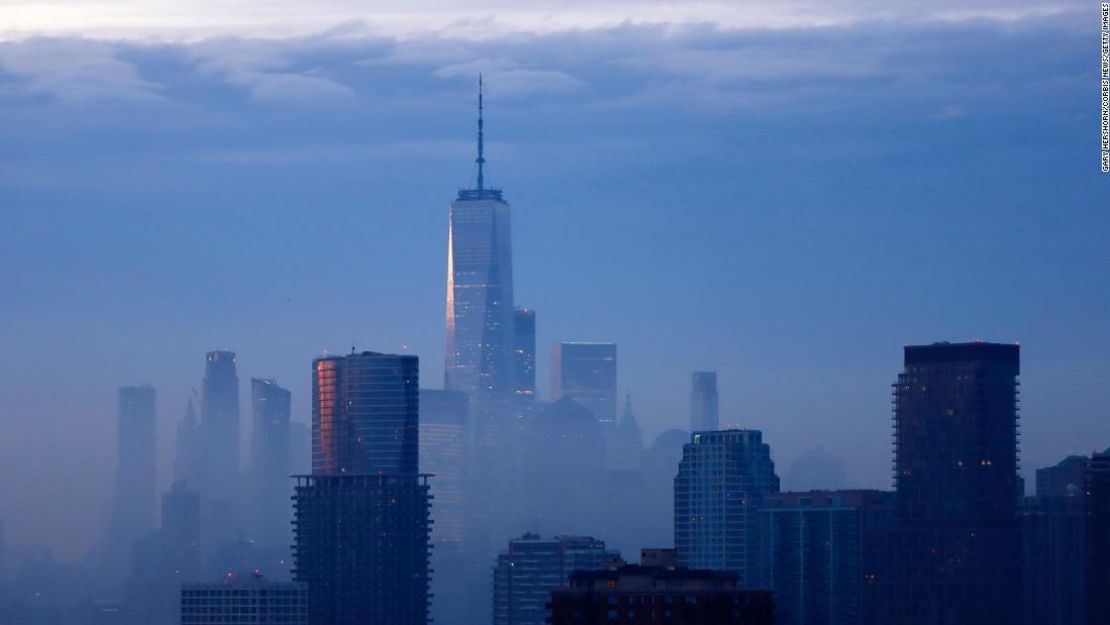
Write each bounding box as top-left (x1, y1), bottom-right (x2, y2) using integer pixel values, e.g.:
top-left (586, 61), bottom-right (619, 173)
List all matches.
top-left (689, 372), bottom-right (719, 432)
top-left (294, 351), bottom-right (430, 625)
top-left (513, 308), bottom-right (536, 403)
top-left (201, 350), bottom-right (241, 507)
top-left (174, 395), bottom-right (204, 487)
top-left (162, 480), bottom-right (202, 584)
top-left (1020, 455), bottom-right (1088, 625)
top-left (674, 429), bottom-right (779, 586)
top-left (108, 384), bottom-right (158, 580)
top-left (1087, 450), bottom-right (1110, 625)
top-left (492, 533), bottom-right (618, 625)
top-left (248, 378), bottom-right (292, 548)
top-left (419, 389), bottom-right (469, 545)
top-left (180, 577), bottom-right (307, 625)
top-left (866, 342), bottom-right (1021, 625)
top-left (611, 392), bottom-right (643, 471)
top-left (551, 342), bottom-right (617, 425)
top-left (548, 563), bottom-right (774, 625)
top-left (760, 490), bottom-right (894, 625)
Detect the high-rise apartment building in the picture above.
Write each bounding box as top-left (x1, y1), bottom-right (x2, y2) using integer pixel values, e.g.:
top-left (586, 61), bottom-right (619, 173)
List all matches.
top-left (294, 350), bottom-right (430, 625)
top-left (866, 342), bottom-right (1021, 625)
top-left (689, 372), bottom-right (719, 432)
top-left (444, 78), bottom-right (515, 446)
top-left (492, 533), bottom-right (618, 625)
top-left (513, 308), bottom-right (536, 403)
top-left (201, 350), bottom-right (240, 506)
top-left (248, 378), bottom-right (292, 548)
top-left (760, 490), bottom-right (894, 625)
top-left (550, 342), bottom-right (617, 425)
top-left (674, 429), bottom-right (779, 586)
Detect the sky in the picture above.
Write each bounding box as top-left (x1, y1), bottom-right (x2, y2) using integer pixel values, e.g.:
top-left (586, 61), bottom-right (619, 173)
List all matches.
top-left (0, 0), bottom-right (1106, 559)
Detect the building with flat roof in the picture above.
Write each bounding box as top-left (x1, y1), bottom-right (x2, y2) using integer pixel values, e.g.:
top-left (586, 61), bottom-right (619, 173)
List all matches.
top-left (180, 577), bottom-right (306, 625)
top-left (551, 342), bottom-right (617, 426)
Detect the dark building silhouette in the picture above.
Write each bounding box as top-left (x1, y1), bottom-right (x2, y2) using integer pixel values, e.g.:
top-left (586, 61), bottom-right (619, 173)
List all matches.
top-left (161, 480), bottom-right (201, 585)
top-left (513, 307), bottom-right (536, 403)
top-left (1086, 450), bottom-right (1110, 625)
top-left (674, 429), bottom-right (779, 586)
top-left (106, 385), bottom-right (157, 583)
top-left (201, 350), bottom-right (241, 507)
top-left (548, 563), bottom-right (775, 625)
top-left (866, 342), bottom-right (1021, 625)
top-left (760, 490), bottom-right (894, 625)
top-left (294, 351), bottom-right (430, 625)
top-left (1020, 455), bottom-right (1088, 625)
top-left (248, 378), bottom-right (292, 549)
top-left (689, 372), bottom-right (719, 432)
top-left (491, 533), bottom-right (617, 625)
top-left (174, 395), bottom-right (204, 487)
top-left (611, 392), bottom-right (643, 471)
top-left (551, 342), bottom-right (618, 425)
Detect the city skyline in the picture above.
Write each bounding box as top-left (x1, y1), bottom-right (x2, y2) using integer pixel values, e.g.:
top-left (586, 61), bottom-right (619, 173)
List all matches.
top-left (0, 1), bottom-right (1105, 563)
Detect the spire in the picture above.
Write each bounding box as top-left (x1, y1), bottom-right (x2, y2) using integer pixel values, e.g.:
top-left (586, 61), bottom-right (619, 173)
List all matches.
top-left (476, 74), bottom-right (485, 191)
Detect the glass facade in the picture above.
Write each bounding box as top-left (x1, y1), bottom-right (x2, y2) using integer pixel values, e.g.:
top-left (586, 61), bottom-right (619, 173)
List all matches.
top-left (551, 342), bottom-right (618, 425)
top-left (201, 350), bottom-right (240, 506)
top-left (311, 351), bottom-right (419, 475)
top-left (674, 429), bottom-right (779, 586)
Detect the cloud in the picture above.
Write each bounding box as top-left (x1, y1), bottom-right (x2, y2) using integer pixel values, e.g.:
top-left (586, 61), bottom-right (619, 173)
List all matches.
top-left (432, 58), bottom-right (583, 97)
top-left (0, 38), bottom-right (163, 102)
top-left (187, 39), bottom-right (355, 104)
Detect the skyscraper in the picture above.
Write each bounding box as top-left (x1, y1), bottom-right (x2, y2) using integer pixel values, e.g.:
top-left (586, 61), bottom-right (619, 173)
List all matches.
top-left (174, 395), bottom-right (204, 487)
top-left (550, 342), bottom-right (617, 425)
top-left (419, 389), bottom-right (468, 545)
top-left (611, 392), bottom-right (643, 471)
top-left (294, 351), bottom-right (430, 625)
top-left (248, 378), bottom-right (292, 548)
top-left (444, 77), bottom-right (515, 444)
top-left (161, 480), bottom-right (201, 585)
top-left (107, 385), bottom-right (157, 582)
top-left (689, 372), bottom-right (719, 432)
top-left (867, 342), bottom-right (1021, 625)
top-left (512, 307), bottom-right (536, 403)
top-left (674, 429), bottom-right (779, 586)
top-left (491, 533), bottom-right (619, 625)
top-left (201, 350), bottom-right (240, 506)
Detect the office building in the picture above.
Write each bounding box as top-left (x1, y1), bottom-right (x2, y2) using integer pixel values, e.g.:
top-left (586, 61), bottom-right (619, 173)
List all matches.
top-left (611, 392), bottom-right (643, 471)
top-left (760, 490), bottom-right (894, 625)
top-left (444, 77), bottom-right (516, 443)
top-left (689, 372), bottom-right (719, 432)
top-left (550, 342), bottom-right (617, 425)
top-left (492, 533), bottom-right (618, 625)
top-left (674, 429), bottom-right (779, 586)
top-left (174, 395), bottom-right (204, 487)
top-left (248, 378), bottom-right (293, 548)
top-left (294, 350), bottom-right (430, 625)
top-left (548, 563), bottom-right (775, 625)
top-left (107, 384), bottom-right (158, 580)
top-left (866, 342), bottom-right (1021, 625)
top-left (181, 577), bottom-right (307, 625)
top-left (162, 480), bottom-right (202, 584)
top-left (419, 389), bottom-right (468, 545)
top-left (513, 308), bottom-right (536, 403)
top-left (201, 350), bottom-right (240, 506)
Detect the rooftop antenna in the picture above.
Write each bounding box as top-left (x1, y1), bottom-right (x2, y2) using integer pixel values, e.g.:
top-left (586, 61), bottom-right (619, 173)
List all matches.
top-left (476, 74), bottom-right (485, 191)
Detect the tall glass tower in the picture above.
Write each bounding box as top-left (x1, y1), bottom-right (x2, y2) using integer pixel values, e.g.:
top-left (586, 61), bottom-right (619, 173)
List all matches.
top-left (444, 76), bottom-right (515, 440)
top-left (201, 350), bottom-right (240, 506)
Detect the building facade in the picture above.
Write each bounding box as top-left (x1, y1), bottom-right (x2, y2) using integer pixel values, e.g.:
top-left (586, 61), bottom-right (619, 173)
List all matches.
top-left (295, 350), bottom-right (430, 625)
top-left (548, 564), bottom-right (775, 625)
top-left (674, 429), bottom-right (779, 586)
top-left (513, 307), bottom-right (536, 403)
top-left (249, 378), bottom-right (292, 549)
top-left (1086, 450), bottom-right (1110, 625)
top-left (180, 578), bottom-right (307, 625)
top-left (492, 533), bottom-right (618, 625)
top-left (201, 350), bottom-right (241, 507)
top-left (689, 372), bottom-right (719, 432)
top-left (109, 384), bottom-right (158, 578)
top-left (550, 342), bottom-right (618, 426)
top-left (760, 490), bottom-right (894, 625)
top-left (866, 342), bottom-right (1021, 625)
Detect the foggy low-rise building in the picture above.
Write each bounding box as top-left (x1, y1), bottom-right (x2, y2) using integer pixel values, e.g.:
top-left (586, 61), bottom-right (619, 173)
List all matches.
top-left (548, 562), bottom-right (774, 625)
top-left (674, 429), bottom-right (780, 586)
top-left (180, 577), bottom-right (307, 625)
top-left (491, 533), bottom-right (618, 625)
top-left (550, 342), bottom-right (617, 426)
